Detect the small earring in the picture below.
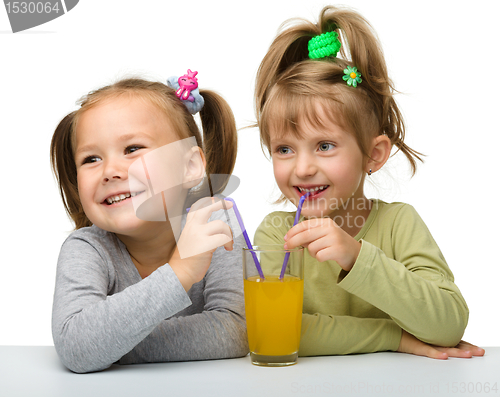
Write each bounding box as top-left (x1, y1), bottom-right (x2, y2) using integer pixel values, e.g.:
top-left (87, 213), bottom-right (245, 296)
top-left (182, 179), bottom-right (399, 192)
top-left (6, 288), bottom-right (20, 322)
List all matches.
top-left (368, 169), bottom-right (372, 176)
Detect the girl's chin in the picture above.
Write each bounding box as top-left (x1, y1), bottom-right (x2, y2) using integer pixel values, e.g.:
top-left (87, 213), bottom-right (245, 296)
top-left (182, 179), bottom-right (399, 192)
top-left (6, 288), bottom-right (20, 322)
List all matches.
top-left (118, 219), bottom-right (176, 237)
top-left (94, 219), bottom-right (146, 235)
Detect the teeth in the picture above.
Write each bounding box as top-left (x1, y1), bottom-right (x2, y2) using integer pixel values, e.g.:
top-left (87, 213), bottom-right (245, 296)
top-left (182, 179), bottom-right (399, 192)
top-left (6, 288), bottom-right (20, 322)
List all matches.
top-left (298, 185), bottom-right (328, 193)
top-left (106, 192), bottom-right (132, 204)
top-left (105, 191), bottom-right (143, 204)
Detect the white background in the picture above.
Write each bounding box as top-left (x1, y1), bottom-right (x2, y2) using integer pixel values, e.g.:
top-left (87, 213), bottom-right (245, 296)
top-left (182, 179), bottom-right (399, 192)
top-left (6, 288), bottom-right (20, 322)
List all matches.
top-left (0, 0), bottom-right (498, 347)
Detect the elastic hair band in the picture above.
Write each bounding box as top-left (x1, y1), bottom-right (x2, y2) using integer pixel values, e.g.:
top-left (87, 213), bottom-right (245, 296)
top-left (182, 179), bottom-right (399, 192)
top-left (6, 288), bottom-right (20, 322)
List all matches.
top-left (308, 31), bottom-right (341, 59)
top-left (166, 69), bottom-right (205, 115)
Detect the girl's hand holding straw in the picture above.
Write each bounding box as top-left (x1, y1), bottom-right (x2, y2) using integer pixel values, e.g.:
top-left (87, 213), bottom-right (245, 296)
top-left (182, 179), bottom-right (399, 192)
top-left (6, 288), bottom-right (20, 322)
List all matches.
top-left (283, 193), bottom-right (361, 272)
top-left (182, 196), bottom-right (265, 283)
top-left (171, 197), bottom-right (234, 291)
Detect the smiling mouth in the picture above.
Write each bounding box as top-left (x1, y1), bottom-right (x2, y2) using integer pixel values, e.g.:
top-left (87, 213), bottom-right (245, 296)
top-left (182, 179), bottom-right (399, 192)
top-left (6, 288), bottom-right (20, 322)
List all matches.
top-left (295, 185), bottom-right (329, 197)
top-left (104, 191), bottom-right (144, 205)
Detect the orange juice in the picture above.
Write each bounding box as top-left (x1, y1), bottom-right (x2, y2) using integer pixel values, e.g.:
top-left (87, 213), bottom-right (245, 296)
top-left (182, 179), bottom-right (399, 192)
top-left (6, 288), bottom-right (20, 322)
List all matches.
top-left (244, 275), bottom-right (304, 356)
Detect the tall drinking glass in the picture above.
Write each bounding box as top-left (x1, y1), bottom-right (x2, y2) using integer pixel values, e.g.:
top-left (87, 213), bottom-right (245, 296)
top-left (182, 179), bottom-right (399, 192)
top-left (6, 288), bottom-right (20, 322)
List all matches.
top-left (243, 245), bottom-right (304, 366)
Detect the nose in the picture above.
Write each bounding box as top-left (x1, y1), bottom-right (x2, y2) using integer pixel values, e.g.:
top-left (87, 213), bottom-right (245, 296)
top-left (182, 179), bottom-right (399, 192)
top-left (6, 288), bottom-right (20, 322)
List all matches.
top-left (294, 152), bottom-right (317, 179)
top-left (102, 158), bottom-right (128, 183)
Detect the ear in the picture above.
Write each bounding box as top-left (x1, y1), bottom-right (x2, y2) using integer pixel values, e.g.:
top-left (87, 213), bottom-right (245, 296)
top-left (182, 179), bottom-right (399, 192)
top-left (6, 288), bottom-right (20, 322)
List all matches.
top-left (366, 135), bottom-right (391, 174)
top-left (183, 147), bottom-right (206, 189)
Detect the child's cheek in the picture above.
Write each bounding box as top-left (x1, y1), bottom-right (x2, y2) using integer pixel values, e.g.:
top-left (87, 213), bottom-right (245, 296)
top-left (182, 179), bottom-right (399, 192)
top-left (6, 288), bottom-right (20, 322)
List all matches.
top-left (273, 163), bottom-right (290, 193)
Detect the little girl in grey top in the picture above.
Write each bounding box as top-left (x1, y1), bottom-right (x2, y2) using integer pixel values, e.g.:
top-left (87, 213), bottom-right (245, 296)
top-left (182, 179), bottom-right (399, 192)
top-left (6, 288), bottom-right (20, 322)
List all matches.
top-left (50, 76), bottom-right (248, 373)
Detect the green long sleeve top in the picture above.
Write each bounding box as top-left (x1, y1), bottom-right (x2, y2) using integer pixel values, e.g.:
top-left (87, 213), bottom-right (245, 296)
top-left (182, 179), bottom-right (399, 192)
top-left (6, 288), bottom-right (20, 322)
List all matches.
top-left (254, 200), bottom-right (469, 356)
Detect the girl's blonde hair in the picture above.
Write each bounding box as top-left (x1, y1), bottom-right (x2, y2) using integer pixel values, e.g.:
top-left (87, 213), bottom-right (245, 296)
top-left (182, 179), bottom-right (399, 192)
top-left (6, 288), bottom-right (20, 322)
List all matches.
top-left (255, 6), bottom-right (422, 174)
top-left (51, 78), bottom-right (238, 230)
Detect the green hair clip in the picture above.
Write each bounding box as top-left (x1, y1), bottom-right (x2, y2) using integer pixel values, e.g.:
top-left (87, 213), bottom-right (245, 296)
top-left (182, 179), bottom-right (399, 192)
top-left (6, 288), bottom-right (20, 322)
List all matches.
top-left (343, 66), bottom-right (362, 87)
top-left (308, 31), bottom-right (341, 59)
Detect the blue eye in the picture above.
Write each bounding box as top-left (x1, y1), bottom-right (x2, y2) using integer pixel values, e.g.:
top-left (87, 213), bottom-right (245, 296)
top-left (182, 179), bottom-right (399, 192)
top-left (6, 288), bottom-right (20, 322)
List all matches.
top-left (318, 142), bottom-right (335, 152)
top-left (277, 146), bottom-right (292, 155)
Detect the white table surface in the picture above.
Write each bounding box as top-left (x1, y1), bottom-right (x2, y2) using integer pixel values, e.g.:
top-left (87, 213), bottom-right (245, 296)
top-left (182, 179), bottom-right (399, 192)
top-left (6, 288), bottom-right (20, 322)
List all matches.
top-left (1, 346), bottom-right (499, 397)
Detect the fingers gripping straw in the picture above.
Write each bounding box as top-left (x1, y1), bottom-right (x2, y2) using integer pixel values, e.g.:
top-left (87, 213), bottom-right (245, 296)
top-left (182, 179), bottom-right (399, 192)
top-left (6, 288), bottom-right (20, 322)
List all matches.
top-left (224, 198), bottom-right (265, 280)
top-left (187, 198), bottom-right (264, 279)
top-left (280, 192), bottom-right (311, 280)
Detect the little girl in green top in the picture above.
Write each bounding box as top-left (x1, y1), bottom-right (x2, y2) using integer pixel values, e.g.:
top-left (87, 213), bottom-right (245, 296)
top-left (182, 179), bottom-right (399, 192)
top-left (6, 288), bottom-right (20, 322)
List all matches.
top-left (253, 6), bottom-right (484, 359)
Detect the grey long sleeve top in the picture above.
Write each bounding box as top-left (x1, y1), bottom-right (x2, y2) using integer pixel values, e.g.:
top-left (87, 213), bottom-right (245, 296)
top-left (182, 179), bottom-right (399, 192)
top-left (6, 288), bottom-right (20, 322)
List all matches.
top-left (52, 208), bottom-right (248, 373)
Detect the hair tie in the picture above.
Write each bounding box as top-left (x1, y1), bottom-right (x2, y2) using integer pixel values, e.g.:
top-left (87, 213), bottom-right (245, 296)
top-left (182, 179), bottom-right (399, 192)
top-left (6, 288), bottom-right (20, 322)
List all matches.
top-left (166, 69), bottom-right (205, 114)
top-left (308, 31), bottom-right (341, 59)
top-left (308, 32), bottom-right (362, 88)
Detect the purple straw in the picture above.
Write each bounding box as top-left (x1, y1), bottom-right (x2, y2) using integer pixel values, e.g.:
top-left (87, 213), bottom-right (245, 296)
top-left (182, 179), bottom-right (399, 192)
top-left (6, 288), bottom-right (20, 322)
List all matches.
top-left (224, 198), bottom-right (265, 280)
top-left (279, 192), bottom-right (310, 280)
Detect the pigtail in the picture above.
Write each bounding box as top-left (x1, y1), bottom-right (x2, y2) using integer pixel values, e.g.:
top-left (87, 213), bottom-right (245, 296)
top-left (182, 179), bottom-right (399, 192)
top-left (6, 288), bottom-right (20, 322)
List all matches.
top-left (198, 90), bottom-right (238, 195)
top-left (320, 7), bottom-right (424, 174)
top-left (50, 112), bottom-right (92, 229)
top-left (255, 21), bottom-right (318, 118)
